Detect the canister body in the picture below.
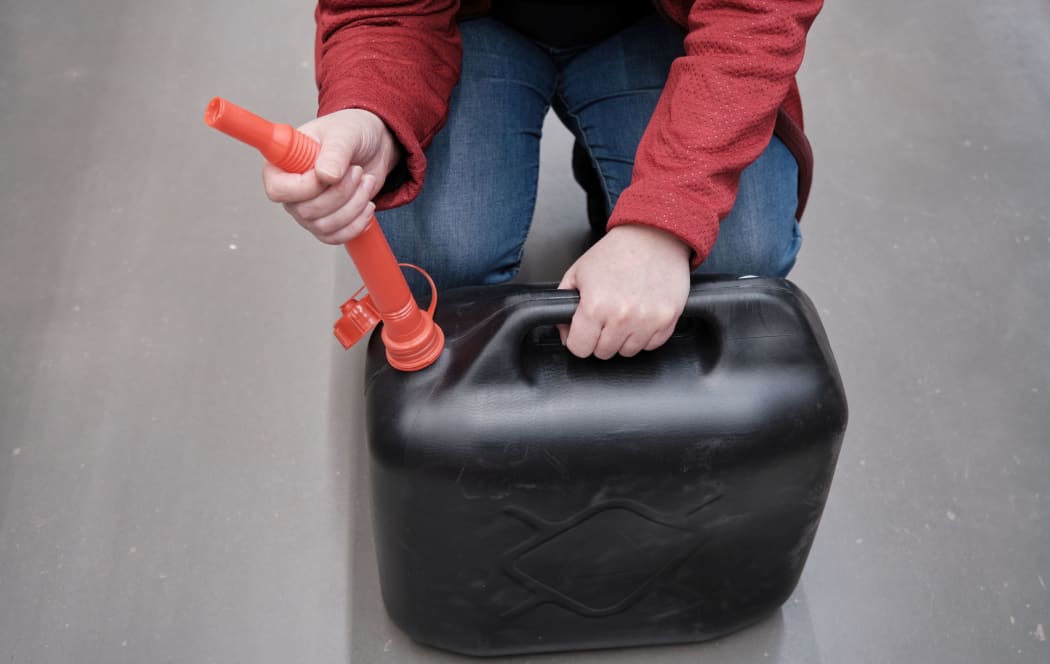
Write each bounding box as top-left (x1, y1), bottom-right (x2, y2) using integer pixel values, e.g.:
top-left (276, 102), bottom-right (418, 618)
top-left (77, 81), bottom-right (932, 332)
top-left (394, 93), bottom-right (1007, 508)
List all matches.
top-left (364, 277), bottom-right (847, 656)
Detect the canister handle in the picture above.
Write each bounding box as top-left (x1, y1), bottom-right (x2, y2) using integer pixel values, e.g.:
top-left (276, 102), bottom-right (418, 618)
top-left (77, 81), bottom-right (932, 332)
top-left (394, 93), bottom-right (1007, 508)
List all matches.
top-left (469, 286), bottom-right (722, 380)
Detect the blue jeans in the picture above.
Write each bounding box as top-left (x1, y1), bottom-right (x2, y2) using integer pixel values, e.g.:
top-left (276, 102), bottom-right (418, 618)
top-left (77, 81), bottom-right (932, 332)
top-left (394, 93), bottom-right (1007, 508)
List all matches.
top-left (377, 15), bottom-right (802, 292)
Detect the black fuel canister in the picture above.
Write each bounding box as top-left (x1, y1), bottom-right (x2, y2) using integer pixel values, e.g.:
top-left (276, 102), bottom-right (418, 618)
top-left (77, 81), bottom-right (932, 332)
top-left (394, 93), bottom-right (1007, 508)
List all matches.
top-left (363, 276), bottom-right (848, 656)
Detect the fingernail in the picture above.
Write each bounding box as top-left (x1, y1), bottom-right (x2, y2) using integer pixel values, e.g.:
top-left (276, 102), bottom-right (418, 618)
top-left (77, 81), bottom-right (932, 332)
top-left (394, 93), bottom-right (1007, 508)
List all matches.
top-left (316, 161), bottom-right (339, 180)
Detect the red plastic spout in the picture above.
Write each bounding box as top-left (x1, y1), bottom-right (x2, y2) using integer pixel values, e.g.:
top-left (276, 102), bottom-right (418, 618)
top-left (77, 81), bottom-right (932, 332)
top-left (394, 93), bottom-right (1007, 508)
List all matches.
top-left (205, 97), bottom-right (318, 174)
top-left (343, 223), bottom-right (444, 371)
top-left (204, 97), bottom-right (444, 371)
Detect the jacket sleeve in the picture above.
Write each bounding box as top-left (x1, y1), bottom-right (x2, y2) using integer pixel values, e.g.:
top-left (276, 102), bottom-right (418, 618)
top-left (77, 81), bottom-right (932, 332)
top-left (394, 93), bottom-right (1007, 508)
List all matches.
top-left (607, 0), bottom-right (823, 268)
top-left (314, 0), bottom-right (462, 208)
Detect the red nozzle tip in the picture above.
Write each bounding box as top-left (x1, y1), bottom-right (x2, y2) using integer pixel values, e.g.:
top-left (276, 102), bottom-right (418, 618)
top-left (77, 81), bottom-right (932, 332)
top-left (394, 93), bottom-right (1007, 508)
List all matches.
top-left (204, 97), bottom-right (224, 127)
top-left (203, 96), bottom-right (273, 154)
top-left (203, 97), bottom-right (318, 173)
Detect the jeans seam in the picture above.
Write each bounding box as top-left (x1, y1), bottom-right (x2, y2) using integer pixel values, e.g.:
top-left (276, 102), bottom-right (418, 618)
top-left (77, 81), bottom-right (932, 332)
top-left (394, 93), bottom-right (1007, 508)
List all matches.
top-left (553, 98), bottom-right (615, 217)
top-left (501, 101), bottom-right (552, 280)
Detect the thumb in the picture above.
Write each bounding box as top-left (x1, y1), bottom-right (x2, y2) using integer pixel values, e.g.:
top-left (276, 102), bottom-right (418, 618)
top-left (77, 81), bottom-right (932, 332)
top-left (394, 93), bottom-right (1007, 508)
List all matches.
top-left (557, 265), bottom-right (578, 346)
top-left (313, 134), bottom-right (355, 185)
top-left (557, 264), bottom-right (578, 292)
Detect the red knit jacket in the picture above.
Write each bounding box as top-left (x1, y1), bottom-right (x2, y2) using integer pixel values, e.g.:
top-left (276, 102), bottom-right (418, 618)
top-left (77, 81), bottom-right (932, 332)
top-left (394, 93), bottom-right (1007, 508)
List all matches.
top-left (315, 0), bottom-right (821, 267)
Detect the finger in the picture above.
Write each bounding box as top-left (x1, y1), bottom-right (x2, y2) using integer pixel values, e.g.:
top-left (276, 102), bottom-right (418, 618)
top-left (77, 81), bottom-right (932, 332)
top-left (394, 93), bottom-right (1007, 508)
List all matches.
top-left (592, 320), bottom-right (631, 360)
top-left (288, 166), bottom-right (363, 222)
top-left (323, 202), bottom-right (377, 245)
top-left (317, 174), bottom-right (380, 244)
top-left (564, 311), bottom-right (603, 359)
top-left (311, 174), bottom-right (379, 242)
top-left (262, 163), bottom-right (325, 203)
top-left (618, 331), bottom-right (650, 358)
top-left (557, 267), bottom-right (578, 346)
top-left (557, 268), bottom-right (577, 292)
top-left (313, 133), bottom-right (359, 185)
top-left (643, 324), bottom-right (675, 351)
top-left (362, 172), bottom-right (384, 200)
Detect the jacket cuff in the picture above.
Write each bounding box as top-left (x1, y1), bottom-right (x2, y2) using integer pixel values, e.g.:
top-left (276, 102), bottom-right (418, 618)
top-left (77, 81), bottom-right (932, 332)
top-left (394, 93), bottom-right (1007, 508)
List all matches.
top-left (317, 93), bottom-right (427, 210)
top-left (607, 185), bottom-right (720, 270)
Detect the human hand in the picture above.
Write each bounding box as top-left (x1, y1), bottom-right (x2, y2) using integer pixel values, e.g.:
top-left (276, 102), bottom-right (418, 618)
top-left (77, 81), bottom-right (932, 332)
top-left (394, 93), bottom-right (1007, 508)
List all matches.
top-left (261, 108), bottom-right (401, 244)
top-left (558, 224), bottom-right (692, 359)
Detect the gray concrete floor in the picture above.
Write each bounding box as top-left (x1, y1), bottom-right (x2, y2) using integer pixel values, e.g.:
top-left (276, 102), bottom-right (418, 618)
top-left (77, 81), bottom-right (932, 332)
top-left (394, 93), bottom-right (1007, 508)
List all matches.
top-left (2, 1), bottom-right (1048, 662)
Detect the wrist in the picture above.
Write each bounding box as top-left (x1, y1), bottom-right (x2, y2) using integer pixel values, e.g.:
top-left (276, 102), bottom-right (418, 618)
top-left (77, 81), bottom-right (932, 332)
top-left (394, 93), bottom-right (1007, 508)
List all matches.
top-left (610, 224), bottom-right (692, 262)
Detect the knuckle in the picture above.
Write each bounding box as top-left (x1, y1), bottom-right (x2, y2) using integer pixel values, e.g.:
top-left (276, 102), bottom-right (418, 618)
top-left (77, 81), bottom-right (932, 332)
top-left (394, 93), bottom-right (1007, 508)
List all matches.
top-left (582, 297), bottom-right (611, 321)
top-left (262, 178), bottom-right (283, 202)
top-left (295, 201), bottom-right (318, 220)
top-left (648, 329), bottom-right (672, 350)
top-left (315, 218), bottom-right (349, 242)
top-left (282, 202), bottom-right (303, 223)
top-left (315, 214), bottom-right (347, 237)
top-left (647, 310), bottom-right (672, 332)
top-left (658, 303), bottom-right (680, 322)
